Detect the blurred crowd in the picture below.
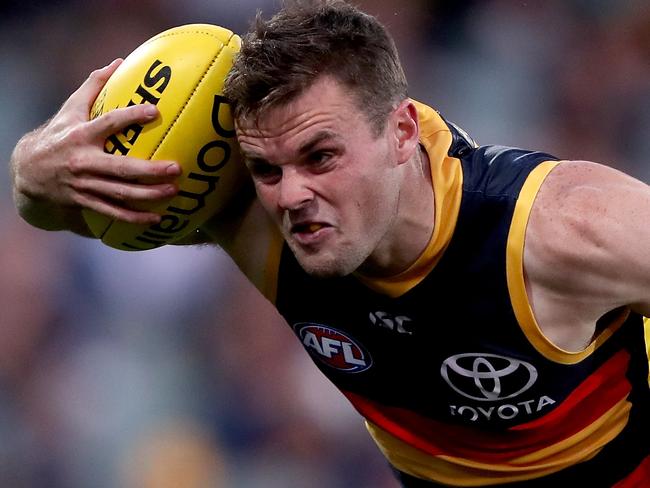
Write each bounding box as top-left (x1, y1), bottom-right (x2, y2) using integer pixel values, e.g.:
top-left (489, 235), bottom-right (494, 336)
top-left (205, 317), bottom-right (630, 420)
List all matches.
top-left (1, 0), bottom-right (649, 487)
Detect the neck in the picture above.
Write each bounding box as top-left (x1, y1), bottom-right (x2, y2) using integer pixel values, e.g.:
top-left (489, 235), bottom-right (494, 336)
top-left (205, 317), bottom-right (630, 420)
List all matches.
top-left (358, 145), bottom-right (435, 278)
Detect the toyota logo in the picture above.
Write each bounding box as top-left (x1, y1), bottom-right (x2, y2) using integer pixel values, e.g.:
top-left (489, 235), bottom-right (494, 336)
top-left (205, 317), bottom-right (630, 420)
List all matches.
top-left (440, 353), bottom-right (537, 402)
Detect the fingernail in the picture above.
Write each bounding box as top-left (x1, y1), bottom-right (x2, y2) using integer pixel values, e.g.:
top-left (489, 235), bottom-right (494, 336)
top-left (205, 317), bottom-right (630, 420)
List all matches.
top-left (144, 104), bottom-right (158, 117)
top-left (166, 163), bottom-right (181, 175)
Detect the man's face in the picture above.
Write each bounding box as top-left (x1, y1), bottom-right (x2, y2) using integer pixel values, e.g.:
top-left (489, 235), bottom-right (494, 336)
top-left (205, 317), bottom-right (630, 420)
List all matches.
top-left (236, 77), bottom-right (405, 278)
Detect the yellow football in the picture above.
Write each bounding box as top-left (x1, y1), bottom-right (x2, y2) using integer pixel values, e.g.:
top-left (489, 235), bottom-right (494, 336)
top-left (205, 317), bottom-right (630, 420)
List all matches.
top-left (83, 24), bottom-right (246, 251)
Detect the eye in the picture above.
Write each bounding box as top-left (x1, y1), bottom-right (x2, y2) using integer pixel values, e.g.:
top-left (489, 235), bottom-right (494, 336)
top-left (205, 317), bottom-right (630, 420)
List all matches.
top-left (305, 150), bottom-right (335, 171)
top-left (247, 159), bottom-right (282, 184)
top-left (309, 151), bottom-right (329, 163)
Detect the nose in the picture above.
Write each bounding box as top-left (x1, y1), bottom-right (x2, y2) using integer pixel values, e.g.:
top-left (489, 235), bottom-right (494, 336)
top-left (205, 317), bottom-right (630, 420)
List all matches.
top-left (277, 167), bottom-right (314, 211)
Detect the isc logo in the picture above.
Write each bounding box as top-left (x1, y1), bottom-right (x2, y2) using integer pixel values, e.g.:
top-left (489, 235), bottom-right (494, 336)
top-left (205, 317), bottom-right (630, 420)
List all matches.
top-left (293, 323), bottom-right (372, 373)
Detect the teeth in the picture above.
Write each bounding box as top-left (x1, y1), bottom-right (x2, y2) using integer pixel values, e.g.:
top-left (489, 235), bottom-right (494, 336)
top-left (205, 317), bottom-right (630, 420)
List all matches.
top-left (308, 224), bottom-right (322, 233)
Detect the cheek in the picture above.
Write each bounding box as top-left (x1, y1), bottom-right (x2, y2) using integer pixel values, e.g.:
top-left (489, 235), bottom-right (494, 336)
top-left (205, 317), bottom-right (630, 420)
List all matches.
top-left (362, 174), bottom-right (402, 226)
top-left (254, 184), bottom-right (280, 216)
top-left (345, 180), bottom-right (394, 230)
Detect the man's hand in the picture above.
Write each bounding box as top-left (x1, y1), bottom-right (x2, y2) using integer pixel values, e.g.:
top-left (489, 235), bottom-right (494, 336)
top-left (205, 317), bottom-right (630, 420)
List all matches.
top-left (10, 59), bottom-right (181, 234)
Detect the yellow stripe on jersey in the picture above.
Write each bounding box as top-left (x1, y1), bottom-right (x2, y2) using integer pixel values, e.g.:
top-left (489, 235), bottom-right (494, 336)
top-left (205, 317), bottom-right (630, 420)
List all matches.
top-left (505, 161), bottom-right (626, 364)
top-left (643, 317), bottom-right (650, 387)
top-left (366, 396), bottom-right (630, 486)
top-left (355, 101), bottom-right (463, 298)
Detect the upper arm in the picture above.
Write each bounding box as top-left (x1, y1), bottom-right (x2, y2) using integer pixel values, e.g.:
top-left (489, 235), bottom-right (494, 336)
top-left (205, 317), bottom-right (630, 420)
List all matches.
top-left (199, 185), bottom-right (282, 301)
top-left (525, 160), bottom-right (650, 319)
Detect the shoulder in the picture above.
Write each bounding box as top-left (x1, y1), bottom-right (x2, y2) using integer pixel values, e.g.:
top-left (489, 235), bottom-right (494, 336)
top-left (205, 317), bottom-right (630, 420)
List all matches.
top-left (526, 160), bottom-right (649, 256)
top-left (460, 144), bottom-right (558, 195)
top-left (524, 160), bottom-right (650, 316)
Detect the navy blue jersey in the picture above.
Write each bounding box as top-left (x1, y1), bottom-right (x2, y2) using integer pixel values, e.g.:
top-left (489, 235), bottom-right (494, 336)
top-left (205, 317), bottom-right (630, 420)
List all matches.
top-left (272, 102), bottom-right (650, 486)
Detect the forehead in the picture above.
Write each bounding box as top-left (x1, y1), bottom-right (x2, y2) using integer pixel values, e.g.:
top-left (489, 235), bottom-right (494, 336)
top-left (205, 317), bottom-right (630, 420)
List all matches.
top-left (235, 77), bottom-right (368, 156)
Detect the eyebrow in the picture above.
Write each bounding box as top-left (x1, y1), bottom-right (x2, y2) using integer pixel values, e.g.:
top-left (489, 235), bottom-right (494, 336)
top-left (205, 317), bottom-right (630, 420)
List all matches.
top-left (241, 130), bottom-right (342, 163)
top-left (297, 130), bottom-right (341, 155)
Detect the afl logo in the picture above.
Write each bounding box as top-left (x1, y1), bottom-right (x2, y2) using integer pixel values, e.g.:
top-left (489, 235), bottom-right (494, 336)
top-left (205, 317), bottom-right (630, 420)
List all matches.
top-left (441, 353), bottom-right (537, 402)
top-left (293, 323), bottom-right (372, 373)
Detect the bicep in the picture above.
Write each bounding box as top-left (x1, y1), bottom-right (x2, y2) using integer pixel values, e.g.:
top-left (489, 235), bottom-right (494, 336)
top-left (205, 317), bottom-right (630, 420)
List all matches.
top-left (526, 160), bottom-right (650, 317)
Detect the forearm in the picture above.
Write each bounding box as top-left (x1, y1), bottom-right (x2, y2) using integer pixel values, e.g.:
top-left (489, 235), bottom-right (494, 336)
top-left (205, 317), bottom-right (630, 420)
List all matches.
top-left (13, 191), bottom-right (92, 236)
top-left (10, 130), bottom-right (92, 236)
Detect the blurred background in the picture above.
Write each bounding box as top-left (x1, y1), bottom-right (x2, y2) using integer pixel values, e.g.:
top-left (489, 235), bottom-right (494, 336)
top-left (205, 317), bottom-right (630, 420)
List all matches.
top-left (1, 0), bottom-right (649, 486)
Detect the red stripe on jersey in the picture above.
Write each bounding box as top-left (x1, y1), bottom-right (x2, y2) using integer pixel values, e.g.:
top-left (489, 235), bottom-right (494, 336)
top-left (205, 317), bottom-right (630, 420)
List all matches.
top-left (612, 454), bottom-right (650, 488)
top-left (510, 348), bottom-right (631, 432)
top-left (343, 349), bottom-right (631, 462)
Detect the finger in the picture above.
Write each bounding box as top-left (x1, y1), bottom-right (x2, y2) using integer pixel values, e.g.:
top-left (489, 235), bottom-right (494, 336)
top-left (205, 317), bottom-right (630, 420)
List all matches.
top-left (66, 150), bottom-right (181, 184)
top-left (66, 59), bottom-right (124, 113)
top-left (76, 192), bottom-right (162, 225)
top-left (73, 176), bottom-right (178, 203)
top-left (89, 103), bottom-right (160, 140)
top-left (86, 152), bottom-right (182, 181)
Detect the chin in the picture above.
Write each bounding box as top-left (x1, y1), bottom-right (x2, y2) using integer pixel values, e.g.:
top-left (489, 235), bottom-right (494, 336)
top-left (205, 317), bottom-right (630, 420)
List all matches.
top-left (294, 253), bottom-right (357, 279)
top-left (289, 240), bottom-right (367, 279)
top-left (298, 260), bottom-right (351, 279)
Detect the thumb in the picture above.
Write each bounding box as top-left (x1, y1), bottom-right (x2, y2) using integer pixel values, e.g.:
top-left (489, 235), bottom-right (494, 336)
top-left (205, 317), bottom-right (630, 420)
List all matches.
top-left (64, 58), bottom-right (124, 116)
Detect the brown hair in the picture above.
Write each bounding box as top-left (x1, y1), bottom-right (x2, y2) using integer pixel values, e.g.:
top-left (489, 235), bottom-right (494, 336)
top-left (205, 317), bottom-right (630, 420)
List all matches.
top-left (223, 0), bottom-right (408, 135)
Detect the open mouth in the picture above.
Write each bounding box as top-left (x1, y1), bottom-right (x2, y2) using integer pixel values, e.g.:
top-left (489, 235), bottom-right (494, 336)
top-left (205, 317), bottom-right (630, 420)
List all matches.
top-left (291, 222), bottom-right (329, 235)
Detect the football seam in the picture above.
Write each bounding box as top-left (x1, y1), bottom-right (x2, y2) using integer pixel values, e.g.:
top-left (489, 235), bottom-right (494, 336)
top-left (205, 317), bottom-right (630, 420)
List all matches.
top-left (144, 28), bottom-right (233, 46)
top-left (146, 32), bottom-right (235, 160)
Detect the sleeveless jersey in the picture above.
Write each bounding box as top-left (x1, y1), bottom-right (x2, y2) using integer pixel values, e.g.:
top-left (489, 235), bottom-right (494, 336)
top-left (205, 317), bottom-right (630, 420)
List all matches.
top-left (271, 102), bottom-right (650, 486)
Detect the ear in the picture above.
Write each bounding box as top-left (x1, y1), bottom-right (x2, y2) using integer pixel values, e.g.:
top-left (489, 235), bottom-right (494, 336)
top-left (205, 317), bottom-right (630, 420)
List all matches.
top-left (391, 99), bottom-right (420, 165)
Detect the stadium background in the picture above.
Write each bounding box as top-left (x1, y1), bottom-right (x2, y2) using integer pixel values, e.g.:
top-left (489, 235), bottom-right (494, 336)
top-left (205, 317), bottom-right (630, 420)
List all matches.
top-left (0, 0), bottom-right (649, 486)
